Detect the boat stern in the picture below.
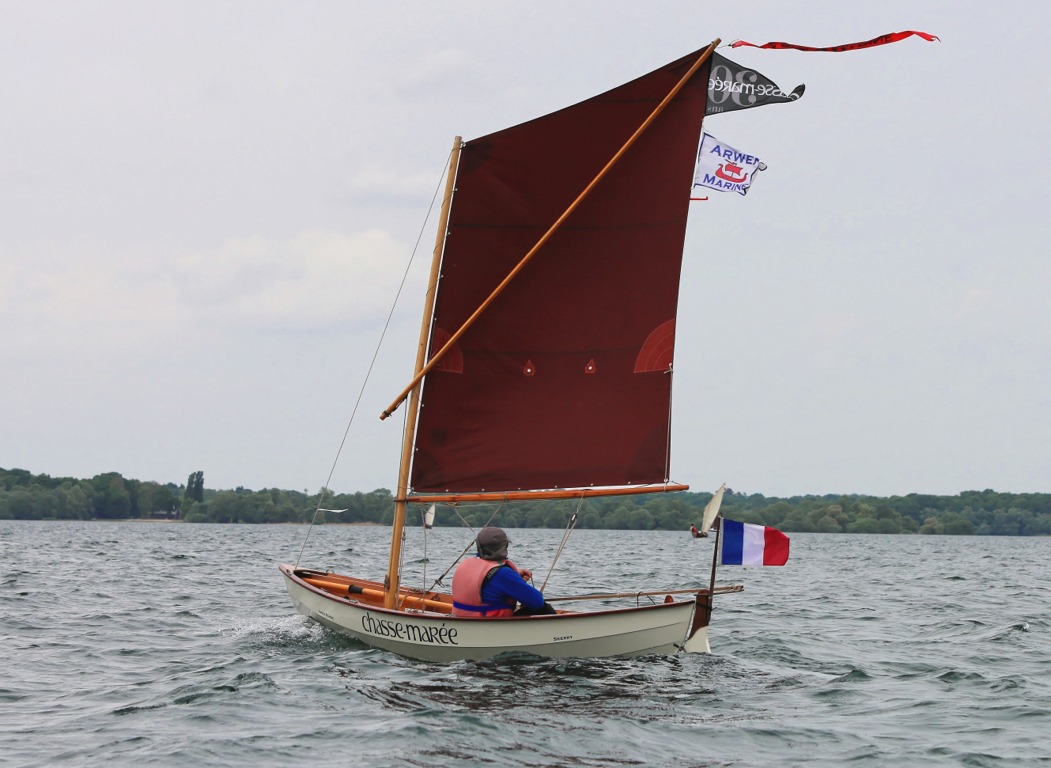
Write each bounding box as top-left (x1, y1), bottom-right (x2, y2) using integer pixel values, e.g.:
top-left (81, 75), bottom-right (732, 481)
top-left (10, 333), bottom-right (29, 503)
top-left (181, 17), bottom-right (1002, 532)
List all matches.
top-left (681, 591), bottom-right (713, 654)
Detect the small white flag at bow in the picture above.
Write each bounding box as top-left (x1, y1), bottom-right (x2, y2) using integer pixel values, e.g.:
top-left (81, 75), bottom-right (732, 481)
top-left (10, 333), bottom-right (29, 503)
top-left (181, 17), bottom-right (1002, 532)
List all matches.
top-left (693, 133), bottom-right (767, 196)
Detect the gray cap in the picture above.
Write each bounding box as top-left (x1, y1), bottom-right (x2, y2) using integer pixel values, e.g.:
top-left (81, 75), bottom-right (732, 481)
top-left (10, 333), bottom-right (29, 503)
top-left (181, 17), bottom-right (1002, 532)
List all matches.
top-left (475, 526), bottom-right (510, 560)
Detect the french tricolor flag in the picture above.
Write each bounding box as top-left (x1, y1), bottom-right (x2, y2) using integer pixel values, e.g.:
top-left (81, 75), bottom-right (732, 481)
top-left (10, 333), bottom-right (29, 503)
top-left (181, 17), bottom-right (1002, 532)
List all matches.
top-left (721, 519), bottom-right (790, 566)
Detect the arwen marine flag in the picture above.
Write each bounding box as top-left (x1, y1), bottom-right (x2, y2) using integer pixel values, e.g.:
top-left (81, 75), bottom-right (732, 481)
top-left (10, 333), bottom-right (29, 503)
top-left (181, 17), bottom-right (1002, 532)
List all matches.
top-left (693, 133), bottom-right (766, 196)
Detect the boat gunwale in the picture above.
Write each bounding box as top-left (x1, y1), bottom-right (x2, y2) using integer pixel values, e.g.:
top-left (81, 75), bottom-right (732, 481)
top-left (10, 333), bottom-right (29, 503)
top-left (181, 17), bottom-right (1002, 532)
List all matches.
top-left (280, 562), bottom-right (703, 621)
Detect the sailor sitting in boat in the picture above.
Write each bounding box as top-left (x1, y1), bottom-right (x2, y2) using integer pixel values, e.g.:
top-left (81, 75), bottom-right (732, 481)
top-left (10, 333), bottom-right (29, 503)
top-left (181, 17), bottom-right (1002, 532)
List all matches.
top-left (451, 527), bottom-right (556, 617)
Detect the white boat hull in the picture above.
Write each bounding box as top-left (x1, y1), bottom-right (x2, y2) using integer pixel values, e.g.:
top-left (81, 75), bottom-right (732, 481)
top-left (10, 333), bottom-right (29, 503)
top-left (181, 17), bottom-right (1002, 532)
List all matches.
top-left (280, 564), bottom-right (710, 661)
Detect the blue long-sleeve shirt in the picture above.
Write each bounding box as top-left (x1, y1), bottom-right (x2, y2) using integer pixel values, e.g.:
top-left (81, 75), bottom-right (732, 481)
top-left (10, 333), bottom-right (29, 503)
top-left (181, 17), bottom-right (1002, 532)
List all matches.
top-left (480, 563), bottom-right (547, 611)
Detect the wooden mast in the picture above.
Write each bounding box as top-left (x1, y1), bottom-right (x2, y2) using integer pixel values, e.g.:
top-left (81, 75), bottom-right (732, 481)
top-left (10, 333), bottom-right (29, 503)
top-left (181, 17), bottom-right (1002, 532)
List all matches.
top-left (384, 136), bottom-right (462, 609)
top-left (380, 39), bottom-right (720, 421)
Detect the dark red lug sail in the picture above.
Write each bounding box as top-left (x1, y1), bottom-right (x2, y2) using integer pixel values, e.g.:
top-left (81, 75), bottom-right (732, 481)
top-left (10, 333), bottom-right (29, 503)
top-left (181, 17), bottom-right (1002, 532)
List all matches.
top-left (411, 48), bottom-right (712, 494)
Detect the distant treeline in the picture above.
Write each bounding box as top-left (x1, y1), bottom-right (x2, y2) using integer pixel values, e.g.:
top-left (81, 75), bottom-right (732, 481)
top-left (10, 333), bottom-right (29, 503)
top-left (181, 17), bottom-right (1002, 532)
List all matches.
top-left (2, 467), bottom-right (1049, 535)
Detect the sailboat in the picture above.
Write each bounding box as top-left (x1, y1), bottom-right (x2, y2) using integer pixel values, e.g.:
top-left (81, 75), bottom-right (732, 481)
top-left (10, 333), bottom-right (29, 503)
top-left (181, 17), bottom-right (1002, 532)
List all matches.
top-left (280, 39), bottom-right (746, 661)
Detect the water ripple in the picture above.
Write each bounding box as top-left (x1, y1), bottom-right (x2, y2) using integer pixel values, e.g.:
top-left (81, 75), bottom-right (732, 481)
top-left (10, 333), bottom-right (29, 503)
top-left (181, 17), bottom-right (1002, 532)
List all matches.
top-left (3, 522), bottom-right (1051, 767)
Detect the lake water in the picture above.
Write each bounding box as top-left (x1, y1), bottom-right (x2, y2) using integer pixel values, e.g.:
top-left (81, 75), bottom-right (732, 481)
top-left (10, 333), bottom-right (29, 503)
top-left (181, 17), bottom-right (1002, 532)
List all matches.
top-left (2, 520), bottom-right (1049, 767)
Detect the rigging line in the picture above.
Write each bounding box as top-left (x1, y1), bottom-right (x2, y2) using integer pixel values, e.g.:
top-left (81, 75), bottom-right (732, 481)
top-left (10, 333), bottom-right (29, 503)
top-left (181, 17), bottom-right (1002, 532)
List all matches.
top-left (665, 363), bottom-right (674, 484)
top-left (293, 147), bottom-right (455, 569)
top-left (541, 509), bottom-right (579, 592)
top-left (397, 542), bottom-right (409, 610)
top-left (420, 506), bottom-right (431, 595)
top-left (395, 400), bottom-right (412, 609)
top-left (427, 537), bottom-right (477, 594)
top-left (425, 504), bottom-right (502, 592)
top-left (545, 585), bottom-right (743, 602)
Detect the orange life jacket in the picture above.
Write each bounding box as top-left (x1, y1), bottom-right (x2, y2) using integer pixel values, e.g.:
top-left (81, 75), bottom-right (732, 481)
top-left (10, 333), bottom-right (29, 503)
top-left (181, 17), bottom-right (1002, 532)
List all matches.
top-left (451, 557), bottom-right (518, 617)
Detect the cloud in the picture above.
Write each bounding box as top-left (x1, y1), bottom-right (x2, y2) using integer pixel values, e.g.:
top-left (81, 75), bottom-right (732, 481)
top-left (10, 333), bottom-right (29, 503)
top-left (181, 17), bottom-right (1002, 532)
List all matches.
top-left (0, 228), bottom-right (416, 364)
top-left (174, 228), bottom-right (416, 332)
top-left (393, 48), bottom-right (473, 95)
top-left (0, 242), bottom-right (180, 358)
top-left (344, 168), bottom-right (442, 205)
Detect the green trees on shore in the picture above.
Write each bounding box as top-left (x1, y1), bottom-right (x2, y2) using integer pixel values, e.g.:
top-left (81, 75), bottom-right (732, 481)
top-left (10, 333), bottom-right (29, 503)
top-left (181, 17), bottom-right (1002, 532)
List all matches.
top-left (2, 467), bottom-right (1049, 535)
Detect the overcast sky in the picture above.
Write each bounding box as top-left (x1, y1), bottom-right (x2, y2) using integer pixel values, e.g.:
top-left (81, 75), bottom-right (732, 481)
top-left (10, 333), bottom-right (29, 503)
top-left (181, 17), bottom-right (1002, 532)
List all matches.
top-left (2, 1), bottom-right (1048, 499)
